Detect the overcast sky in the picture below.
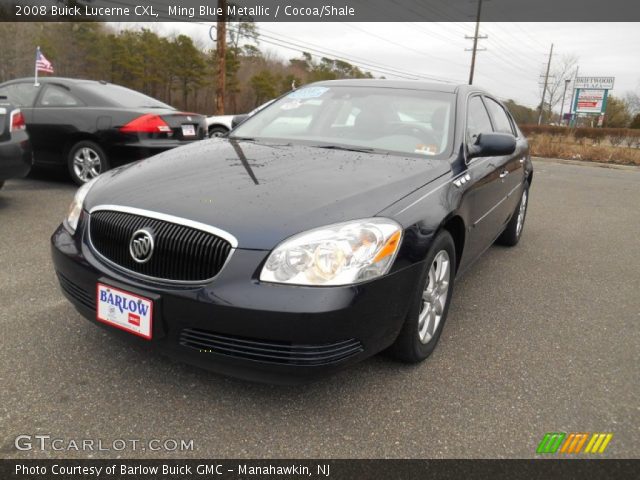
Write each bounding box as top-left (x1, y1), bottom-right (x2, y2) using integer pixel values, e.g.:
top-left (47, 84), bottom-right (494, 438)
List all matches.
top-left (138, 22), bottom-right (640, 110)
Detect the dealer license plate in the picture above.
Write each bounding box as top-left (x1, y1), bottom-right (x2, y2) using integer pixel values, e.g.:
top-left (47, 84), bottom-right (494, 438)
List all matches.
top-left (96, 283), bottom-right (153, 340)
top-left (181, 124), bottom-right (196, 137)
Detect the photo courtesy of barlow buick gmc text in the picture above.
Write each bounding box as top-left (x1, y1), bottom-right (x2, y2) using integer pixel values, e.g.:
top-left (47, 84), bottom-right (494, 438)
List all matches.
top-left (0, 1), bottom-right (639, 479)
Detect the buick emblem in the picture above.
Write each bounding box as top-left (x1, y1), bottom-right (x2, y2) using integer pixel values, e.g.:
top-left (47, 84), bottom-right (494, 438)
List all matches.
top-left (129, 229), bottom-right (154, 264)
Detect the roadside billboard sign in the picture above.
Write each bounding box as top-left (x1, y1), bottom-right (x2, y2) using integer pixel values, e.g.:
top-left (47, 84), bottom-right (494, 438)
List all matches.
top-left (574, 76), bottom-right (615, 89)
top-left (574, 89), bottom-right (608, 114)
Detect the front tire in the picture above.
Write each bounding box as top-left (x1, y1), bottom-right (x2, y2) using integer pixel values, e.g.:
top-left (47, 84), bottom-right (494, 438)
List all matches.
top-left (497, 182), bottom-right (529, 246)
top-left (67, 141), bottom-right (109, 185)
top-left (390, 230), bottom-right (456, 363)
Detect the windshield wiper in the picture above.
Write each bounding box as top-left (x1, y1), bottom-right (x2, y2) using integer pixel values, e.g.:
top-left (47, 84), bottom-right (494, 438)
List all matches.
top-left (310, 144), bottom-right (376, 153)
top-left (228, 136), bottom-right (257, 142)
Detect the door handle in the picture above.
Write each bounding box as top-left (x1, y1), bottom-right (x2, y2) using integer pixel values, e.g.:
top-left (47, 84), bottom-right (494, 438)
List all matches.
top-left (499, 170), bottom-right (509, 179)
top-left (519, 157), bottom-right (525, 164)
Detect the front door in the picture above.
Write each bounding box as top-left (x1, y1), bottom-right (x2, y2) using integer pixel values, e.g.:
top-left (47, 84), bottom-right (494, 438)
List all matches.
top-left (483, 96), bottom-right (526, 223)
top-left (460, 95), bottom-right (512, 264)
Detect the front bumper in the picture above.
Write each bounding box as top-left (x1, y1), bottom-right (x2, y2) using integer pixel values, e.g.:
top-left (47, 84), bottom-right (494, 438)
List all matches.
top-left (51, 220), bottom-right (422, 383)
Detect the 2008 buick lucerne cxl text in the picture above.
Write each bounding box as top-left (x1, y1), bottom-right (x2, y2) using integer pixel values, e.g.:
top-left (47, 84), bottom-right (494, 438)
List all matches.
top-left (52, 80), bottom-right (532, 383)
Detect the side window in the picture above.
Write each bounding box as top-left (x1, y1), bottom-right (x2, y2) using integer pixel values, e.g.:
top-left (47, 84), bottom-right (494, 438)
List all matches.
top-left (0, 83), bottom-right (39, 107)
top-left (484, 97), bottom-right (516, 135)
top-left (38, 85), bottom-right (81, 107)
top-left (507, 111), bottom-right (521, 138)
top-left (467, 96), bottom-right (493, 142)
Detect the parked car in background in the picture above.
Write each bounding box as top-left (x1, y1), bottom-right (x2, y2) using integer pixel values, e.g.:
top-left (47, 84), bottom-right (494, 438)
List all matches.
top-left (205, 114), bottom-right (234, 138)
top-left (0, 97), bottom-right (32, 189)
top-left (206, 99), bottom-right (277, 137)
top-left (52, 80), bottom-right (532, 383)
top-left (0, 78), bottom-right (206, 184)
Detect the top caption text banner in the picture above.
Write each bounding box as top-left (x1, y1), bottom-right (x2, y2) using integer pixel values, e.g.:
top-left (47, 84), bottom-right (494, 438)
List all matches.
top-left (2, 0), bottom-right (640, 22)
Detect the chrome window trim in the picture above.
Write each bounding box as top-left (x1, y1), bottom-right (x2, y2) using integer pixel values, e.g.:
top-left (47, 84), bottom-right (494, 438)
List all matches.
top-left (86, 204), bottom-right (238, 286)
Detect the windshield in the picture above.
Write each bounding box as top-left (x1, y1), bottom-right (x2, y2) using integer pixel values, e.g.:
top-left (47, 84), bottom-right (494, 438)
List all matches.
top-left (231, 85), bottom-right (455, 158)
top-left (81, 83), bottom-right (173, 109)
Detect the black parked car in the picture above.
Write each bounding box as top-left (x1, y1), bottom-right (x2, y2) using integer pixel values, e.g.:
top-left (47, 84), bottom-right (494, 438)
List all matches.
top-left (0, 97), bottom-right (32, 189)
top-left (0, 78), bottom-right (206, 184)
top-left (52, 80), bottom-right (532, 383)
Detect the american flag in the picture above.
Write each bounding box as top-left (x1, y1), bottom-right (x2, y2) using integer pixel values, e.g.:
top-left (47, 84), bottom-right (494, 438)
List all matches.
top-left (35, 47), bottom-right (54, 74)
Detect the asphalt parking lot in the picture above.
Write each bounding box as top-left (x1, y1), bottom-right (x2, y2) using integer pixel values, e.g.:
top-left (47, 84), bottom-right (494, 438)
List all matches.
top-left (1, 159), bottom-right (638, 459)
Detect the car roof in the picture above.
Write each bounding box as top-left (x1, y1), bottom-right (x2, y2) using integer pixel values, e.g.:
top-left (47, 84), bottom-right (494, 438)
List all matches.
top-left (4, 77), bottom-right (489, 96)
top-left (308, 78), bottom-right (486, 96)
top-left (3, 77), bottom-right (111, 87)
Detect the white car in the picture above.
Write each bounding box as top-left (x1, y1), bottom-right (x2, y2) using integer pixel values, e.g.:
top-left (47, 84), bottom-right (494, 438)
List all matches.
top-left (206, 100), bottom-right (277, 138)
top-left (205, 115), bottom-right (235, 138)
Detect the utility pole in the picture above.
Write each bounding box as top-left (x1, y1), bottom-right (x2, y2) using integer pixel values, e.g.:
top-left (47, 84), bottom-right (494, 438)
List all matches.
top-left (568, 66), bottom-right (579, 127)
top-left (466, 0), bottom-right (487, 85)
top-left (214, 0), bottom-right (227, 115)
top-left (537, 43), bottom-right (554, 125)
top-left (559, 78), bottom-right (571, 125)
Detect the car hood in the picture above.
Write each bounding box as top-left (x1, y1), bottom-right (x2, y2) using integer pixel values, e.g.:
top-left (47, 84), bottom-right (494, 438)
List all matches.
top-left (85, 139), bottom-right (450, 249)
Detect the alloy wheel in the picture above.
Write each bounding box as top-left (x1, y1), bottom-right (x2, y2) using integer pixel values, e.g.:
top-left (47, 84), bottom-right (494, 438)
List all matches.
top-left (73, 147), bottom-right (102, 182)
top-left (418, 250), bottom-right (451, 344)
top-left (516, 189), bottom-right (528, 237)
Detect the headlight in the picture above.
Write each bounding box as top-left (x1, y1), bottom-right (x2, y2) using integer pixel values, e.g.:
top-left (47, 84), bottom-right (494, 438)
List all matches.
top-left (64, 177), bottom-right (99, 234)
top-left (260, 218), bottom-right (403, 286)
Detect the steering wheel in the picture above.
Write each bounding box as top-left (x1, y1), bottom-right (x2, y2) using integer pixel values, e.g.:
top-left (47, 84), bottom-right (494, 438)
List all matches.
top-left (388, 124), bottom-right (439, 145)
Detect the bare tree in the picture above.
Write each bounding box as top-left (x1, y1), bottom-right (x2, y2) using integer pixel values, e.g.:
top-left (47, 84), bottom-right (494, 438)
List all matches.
top-left (624, 89), bottom-right (640, 116)
top-left (539, 54), bottom-right (578, 122)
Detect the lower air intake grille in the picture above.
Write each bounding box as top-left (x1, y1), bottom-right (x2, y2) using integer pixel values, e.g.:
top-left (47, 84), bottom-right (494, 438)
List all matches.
top-left (179, 328), bottom-right (363, 366)
top-left (57, 272), bottom-right (96, 310)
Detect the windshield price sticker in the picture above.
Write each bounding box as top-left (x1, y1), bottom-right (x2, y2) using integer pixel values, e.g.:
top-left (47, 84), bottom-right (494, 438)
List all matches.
top-left (288, 87), bottom-right (329, 99)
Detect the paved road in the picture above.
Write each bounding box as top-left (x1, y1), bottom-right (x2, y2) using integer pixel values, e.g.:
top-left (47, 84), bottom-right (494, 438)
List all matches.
top-left (1, 160), bottom-right (638, 459)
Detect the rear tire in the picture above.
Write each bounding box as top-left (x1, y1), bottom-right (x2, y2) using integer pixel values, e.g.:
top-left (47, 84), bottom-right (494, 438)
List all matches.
top-left (390, 230), bottom-right (456, 363)
top-left (497, 182), bottom-right (529, 246)
top-left (209, 126), bottom-right (228, 138)
top-left (67, 140), bottom-right (109, 185)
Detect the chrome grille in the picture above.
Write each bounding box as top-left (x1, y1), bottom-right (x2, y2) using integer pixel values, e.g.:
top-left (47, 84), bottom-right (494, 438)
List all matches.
top-left (89, 209), bottom-right (232, 282)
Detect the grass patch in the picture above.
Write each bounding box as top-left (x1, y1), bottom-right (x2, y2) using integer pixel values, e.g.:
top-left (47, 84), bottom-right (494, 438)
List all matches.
top-left (524, 133), bottom-right (640, 166)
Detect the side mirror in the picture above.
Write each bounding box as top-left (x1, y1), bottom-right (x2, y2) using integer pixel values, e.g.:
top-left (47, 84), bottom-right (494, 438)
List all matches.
top-left (231, 115), bottom-right (249, 129)
top-left (468, 132), bottom-right (516, 159)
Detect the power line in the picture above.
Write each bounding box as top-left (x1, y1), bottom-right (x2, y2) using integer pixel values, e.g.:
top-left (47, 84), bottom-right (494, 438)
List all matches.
top-left (104, 0), bottom-right (455, 82)
top-left (212, 24), bottom-right (456, 82)
top-left (342, 23), bottom-right (469, 70)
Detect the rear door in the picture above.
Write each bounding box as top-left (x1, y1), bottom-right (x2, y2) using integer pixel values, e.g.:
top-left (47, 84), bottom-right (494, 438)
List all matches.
top-left (483, 96), bottom-right (525, 219)
top-left (31, 83), bottom-right (86, 163)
